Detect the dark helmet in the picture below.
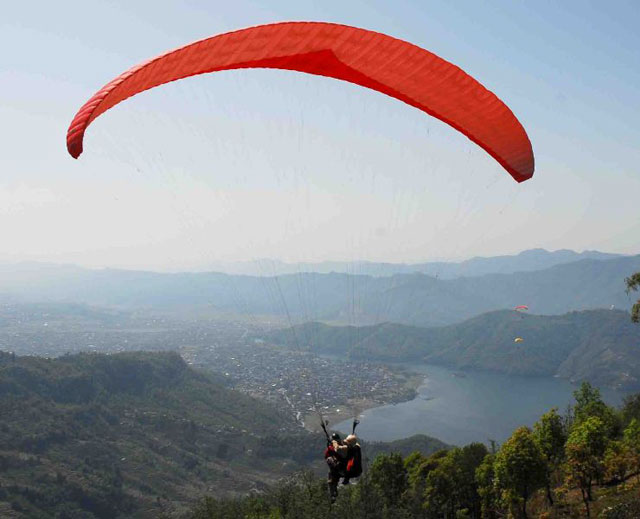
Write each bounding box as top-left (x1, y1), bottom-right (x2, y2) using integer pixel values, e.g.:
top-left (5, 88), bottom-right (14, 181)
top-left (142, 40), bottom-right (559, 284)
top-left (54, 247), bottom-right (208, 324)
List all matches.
top-left (331, 433), bottom-right (341, 442)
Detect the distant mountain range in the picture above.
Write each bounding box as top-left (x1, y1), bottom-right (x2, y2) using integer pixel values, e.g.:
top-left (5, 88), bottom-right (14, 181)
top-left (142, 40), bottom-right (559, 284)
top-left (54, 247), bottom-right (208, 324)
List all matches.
top-left (358, 255), bottom-right (640, 326)
top-left (204, 248), bottom-right (623, 278)
top-left (268, 309), bottom-right (640, 391)
top-left (0, 253), bottom-right (638, 327)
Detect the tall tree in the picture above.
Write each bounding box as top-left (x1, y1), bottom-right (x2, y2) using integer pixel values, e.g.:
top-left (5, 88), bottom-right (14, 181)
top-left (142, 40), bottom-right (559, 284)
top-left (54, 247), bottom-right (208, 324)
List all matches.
top-left (621, 394), bottom-right (640, 427)
top-left (404, 450), bottom-right (445, 516)
top-left (457, 443), bottom-right (489, 518)
top-left (533, 408), bottom-right (567, 505)
top-left (494, 427), bottom-right (546, 519)
top-left (565, 416), bottom-right (609, 518)
top-left (603, 440), bottom-right (630, 483)
top-left (423, 444), bottom-right (487, 518)
top-left (424, 451), bottom-right (459, 518)
top-left (623, 418), bottom-right (640, 482)
top-left (573, 382), bottom-right (619, 436)
top-left (475, 454), bottom-right (499, 519)
top-left (424, 444), bottom-right (489, 518)
top-left (625, 272), bottom-right (640, 323)
top-left (369, 453), bottom-right (409, 511)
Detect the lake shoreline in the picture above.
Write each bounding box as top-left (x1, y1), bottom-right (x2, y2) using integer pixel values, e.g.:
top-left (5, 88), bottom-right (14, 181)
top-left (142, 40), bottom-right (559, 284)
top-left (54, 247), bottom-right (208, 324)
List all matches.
top-left (332, 363), bottom-right (630, 446)
top-left (302, 369), bottom-right (424, 433)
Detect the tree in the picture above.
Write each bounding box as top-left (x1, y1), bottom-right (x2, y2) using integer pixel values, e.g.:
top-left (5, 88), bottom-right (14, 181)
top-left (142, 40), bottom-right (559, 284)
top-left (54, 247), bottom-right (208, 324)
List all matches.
top-left (405, 451), bottom-right (443, 489)
top-left (565, 416), bottom-right (609, 518)
top-left (422, 444), bottom-right (487, 518)
top-left (623, 418), bottom-right (640, 482)
top-left (369, 453), bottom-right (408, 511)
top-left (533, 408), bottom-right (567, 505)
top-left (404, 451), bottom-right (443, 516)
top-left (574, 382), bottom-right (602, 414)
top-left (457, 443), bottom-right (489, 518)
top-left (475, 454), bottom-right (498, 519)
top-left (424, 451), bottom-right (458, 518)
top-left (621, 393), bottom-right (640, 428)
top-left (604, 440), bottom-right (630, 483)
top-left (404, 451), bottom-right (429, 480)
top-left (493, 427), bottom-right (546, 519)
top-left (573, 382), bottom-right (619, 436)
top-left (625, 272), bottom-right (640, 323)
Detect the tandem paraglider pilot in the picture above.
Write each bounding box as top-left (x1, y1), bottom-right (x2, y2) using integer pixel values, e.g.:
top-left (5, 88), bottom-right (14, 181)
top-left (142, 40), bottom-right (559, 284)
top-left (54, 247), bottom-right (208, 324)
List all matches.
top-left (324, 432), bottom-right (362, 503)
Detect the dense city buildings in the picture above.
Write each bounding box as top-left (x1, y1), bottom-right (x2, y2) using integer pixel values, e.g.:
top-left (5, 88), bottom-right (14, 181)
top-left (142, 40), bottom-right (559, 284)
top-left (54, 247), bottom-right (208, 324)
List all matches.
top-left (0, 302), bottom-right (418, 425)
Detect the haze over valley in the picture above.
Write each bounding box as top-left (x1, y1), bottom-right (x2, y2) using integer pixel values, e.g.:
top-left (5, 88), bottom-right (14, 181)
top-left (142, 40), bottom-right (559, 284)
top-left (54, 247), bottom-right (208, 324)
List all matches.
top-left (4, 2), bottom-right (640, 515)
top-left (3, 249), bottom-right (638, 411)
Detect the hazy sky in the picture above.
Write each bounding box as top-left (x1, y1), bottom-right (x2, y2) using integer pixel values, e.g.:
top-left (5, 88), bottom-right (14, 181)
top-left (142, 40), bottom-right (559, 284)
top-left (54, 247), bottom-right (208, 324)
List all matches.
top-left (2, 0), bottom-right (639, 271)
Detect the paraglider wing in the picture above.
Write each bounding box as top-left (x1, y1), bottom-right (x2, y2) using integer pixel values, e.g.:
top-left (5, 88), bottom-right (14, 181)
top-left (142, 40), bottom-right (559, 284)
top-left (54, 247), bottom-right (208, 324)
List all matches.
top-left (514, 337), bottom-right (524, 343)
top-left (514, 305), bottom-right (529, 311)
top-left (67, 21), bottom-right (534, 182)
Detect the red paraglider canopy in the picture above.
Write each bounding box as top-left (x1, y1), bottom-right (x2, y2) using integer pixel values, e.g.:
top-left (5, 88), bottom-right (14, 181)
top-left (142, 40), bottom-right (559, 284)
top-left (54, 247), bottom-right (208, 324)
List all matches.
top-left (67, 21), bottom-right (534, 182)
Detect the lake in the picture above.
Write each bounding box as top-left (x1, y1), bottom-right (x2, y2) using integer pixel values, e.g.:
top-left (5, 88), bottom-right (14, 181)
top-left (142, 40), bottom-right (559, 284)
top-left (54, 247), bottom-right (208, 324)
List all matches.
top-left (335, 364), bottom-right (628, 446)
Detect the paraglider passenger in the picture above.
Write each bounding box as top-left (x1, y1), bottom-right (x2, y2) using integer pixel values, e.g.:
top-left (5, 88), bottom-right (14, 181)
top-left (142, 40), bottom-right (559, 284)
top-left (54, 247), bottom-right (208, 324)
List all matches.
top-left (342, 434), bottom-right (362, 484)
top-left (324, 433), bottom-right (344, 502)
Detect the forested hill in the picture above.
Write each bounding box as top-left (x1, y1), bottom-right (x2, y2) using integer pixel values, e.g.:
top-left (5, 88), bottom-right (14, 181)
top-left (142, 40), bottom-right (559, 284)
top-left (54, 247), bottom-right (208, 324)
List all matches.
top-left (268, 309), bottom-right (640, 390)
top-left (0, 351), bottom-right (312, 517)
top-left (359, 255), bottom-right (640, 326)
top-left (0, 351), bottom-right (449, 518)
top-left (191, 383), bottom-right (640, 519)
top-left (365, 435), bottom-right (450, 460)
top-left (0, 254), bottom-right (638, 327)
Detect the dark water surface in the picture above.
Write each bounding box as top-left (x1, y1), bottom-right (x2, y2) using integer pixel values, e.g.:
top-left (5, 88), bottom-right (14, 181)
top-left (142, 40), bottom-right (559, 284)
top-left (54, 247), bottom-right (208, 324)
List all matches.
top-left (336, 364), bottom-right (628, 446)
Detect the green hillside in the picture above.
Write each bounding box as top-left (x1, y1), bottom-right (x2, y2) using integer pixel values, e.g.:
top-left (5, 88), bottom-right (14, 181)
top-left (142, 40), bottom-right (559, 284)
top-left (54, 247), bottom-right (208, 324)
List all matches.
top-left (0, 351), bottom-right (315, 517)
top-left (0, 350), bottom-right (448, 518)
top-left (269, 309), bottom-right (640, 390)
top-left (365, 434), bottom-right (449, 460)
top-left (191, 386), bottom-right (640, 519)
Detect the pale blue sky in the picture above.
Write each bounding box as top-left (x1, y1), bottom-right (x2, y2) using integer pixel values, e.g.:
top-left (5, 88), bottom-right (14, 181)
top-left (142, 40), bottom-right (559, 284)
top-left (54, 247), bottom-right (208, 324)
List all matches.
top-left (1, 1), bottom-right (639, 270)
